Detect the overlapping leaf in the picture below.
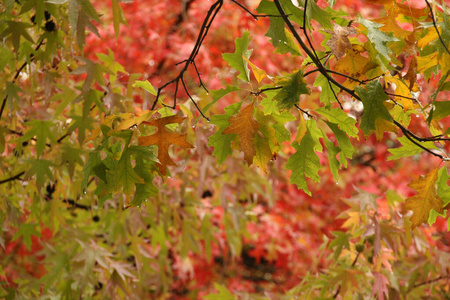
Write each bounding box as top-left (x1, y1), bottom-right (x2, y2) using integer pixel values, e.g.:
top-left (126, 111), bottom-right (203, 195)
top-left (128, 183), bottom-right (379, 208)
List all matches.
top-left (139, 116), bottom-right (193, 175)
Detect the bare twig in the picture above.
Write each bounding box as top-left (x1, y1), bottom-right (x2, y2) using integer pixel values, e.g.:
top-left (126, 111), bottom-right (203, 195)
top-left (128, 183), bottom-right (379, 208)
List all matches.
top-left (425, 0), bottom-right (450, 55)
top-left (151, 0), bottom-right (223, 120)
top-left (251, 86), bottom-right (283, 97)
top-left (0, 171), bottom-right (25, 185)
top-left (231, 0), bottom-right (290, 19)
top-left (412, 275), bottom-right (450, 289)
top-left (295, 104), bottom-right (313, 118)
top-left (394, 120), bottom-right (448, 160)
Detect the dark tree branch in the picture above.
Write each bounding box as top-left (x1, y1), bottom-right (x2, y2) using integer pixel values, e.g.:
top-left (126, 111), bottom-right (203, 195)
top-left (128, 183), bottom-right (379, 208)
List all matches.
top-left (394, 120), bottom-right (448, 160)
top-left (0, 171), bottom-right (25, 185)
top-left (412, 275), bottom-right (450, 289)
top-left (425, 0), bottom-right (450, 55)
top-left (295, 104), bottom-right (313, 119)
top-left (251, 86), bottom-right (283, 97)
top-left (231, 0), bottom-right (289, 19)
top-left (181, 77), bottom-right (210, 121)
top-left (273, 0), bottom-right (450, 158)
top-left (151, 0), bottom-right (223, 120)
top-left (302, 0), bottom-right (320, 62)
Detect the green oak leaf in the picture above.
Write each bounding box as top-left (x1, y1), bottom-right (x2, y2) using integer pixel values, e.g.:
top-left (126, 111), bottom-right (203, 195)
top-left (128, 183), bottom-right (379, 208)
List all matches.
top-left (316, 106), bottom-right (358, 137)
top-left (355, 81), bottom-right (392, 136)
top-left (358, 17), bottom-right (399, 60)
top-left (430, 101), bottom-right (450, 121)
top-left (208, 102), bottom-right (242, 164)
top-left (256, 0), bottom-right (288, 48)
top-left (204, 85), bottom-right (241, 113)
top-left (133, 80), bottom-right (157, 96)
top-left (274, 70), bottom-right (310, 109)
top-left (274, 28), bottom-right (302, 56)
top-left (313, 74), bottom-right (340, 107)
top-left (222, 31), bottom-right (253, 83)
top-left (437, 167), bottom-right (450, 206)
top-left (286, 131), bottom-right (320, 195)
top-left (326, 121), bottom-right (354, 168)
top-left (387, 136), bottom-right (438, 161)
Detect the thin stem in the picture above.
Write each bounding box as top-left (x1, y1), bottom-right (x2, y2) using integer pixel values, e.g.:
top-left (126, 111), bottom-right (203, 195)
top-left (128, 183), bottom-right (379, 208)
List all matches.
top-left (412, 275), bottom-right (449, 289)
top-left (295, 104), bottom-right (313, 119)
top-left (181, 77), bottom-right (210, 121)
top-left (394, 120), bottom-right (448, 160)
top-left (151, 0), bottom-right (223, 110)
top-left (425, 0), bottom-right (450, 55)
top-left (0, 171), bottom-right (25, 185)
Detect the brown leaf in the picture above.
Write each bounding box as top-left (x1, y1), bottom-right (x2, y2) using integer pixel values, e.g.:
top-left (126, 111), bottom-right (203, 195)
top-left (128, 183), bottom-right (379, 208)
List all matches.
top-left (326, 24), bottom-right (357, 59)
top-left (222, 103), bottom-right (260, 165)
top-left (138, 116), bottom-right (194, 175)
top-left (404, 169), bottom-right (444, 229)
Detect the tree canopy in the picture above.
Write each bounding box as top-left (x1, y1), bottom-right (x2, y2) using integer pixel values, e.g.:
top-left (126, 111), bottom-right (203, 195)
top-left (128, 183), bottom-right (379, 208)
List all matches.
top-left (1, 0), bottom-right (450, 298)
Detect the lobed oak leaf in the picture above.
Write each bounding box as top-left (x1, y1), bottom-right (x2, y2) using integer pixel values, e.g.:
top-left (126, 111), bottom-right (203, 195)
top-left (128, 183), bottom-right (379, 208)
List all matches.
top-left (325, 23), bottom-right (357, 59)
top-left (373, 13), bottom-right (410, 38)
top-left (222, 103), bottom-right (260, 165)
top-left (138, 116), bottom-right (193, 175)
top-left (404, 169), bottom-right (444, 229)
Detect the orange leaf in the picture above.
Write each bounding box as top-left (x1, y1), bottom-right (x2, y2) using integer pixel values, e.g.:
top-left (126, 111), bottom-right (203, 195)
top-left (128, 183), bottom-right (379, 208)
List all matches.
top-left (138, 116), bottom-right (193, 175)
top-left (404, 169), bottom-right (444, 229)
top-left (222, 103), bottom-right (260, 165)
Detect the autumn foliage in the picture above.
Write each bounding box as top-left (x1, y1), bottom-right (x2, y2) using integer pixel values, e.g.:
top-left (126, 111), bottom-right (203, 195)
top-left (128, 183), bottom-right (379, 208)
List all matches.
top-left (1, 0), bottom-right (450, 299)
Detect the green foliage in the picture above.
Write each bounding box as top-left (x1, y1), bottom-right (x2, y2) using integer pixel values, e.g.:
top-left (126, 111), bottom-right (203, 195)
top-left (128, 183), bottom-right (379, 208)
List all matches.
top-left (1, 0), bottom-right (450, 298)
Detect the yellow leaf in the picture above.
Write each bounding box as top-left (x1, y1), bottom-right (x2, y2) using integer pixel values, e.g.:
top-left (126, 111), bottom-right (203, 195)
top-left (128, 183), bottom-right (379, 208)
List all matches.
top-left (138, 116), bottom-right (194, 175)
top-left (294, 113), bottom-right (307, 143)
top-left (334, 46), bottom-right (372, 88)
top-left (373, 13), bottom-right (410, 38)
top-left (385, 76), bottom-right (414, 110)
top-left (439, 53), bottom-right (450, 75)
top-left (416, 53), bottom-right (438, 73)
top-left (417, 29), bottom-right (440, 48)
top-left (404, 169), bottom-right (444, 229)
top-left (243, 57), bottom-right (267, 84)
top-left (253, 135), bottom-right (272, 172)
top-left (116, 110), bottom-right (155, 131)
top-left (375, 119), bottom-right (397, 141)
top-left (223, 103), bottom-right (260, 165)
top-left (341, 211), bottom-right (360, 233)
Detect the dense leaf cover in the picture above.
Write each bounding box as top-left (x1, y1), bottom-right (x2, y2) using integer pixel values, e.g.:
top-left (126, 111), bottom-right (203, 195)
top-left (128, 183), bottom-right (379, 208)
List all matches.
top-left (1, 0), bottom-right (450, 298)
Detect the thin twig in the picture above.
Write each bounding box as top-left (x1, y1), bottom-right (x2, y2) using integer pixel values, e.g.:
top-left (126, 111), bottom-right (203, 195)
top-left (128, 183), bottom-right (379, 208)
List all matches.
top-left (151, 0), bottom-right (223, 120)
top-left (425, 0), bottom-right (450, 55)
top-left (385, 92), bottom-right (418, 102)
top-left (251, 86), bottom-right (283, 97)
top-left (295, 104), bottom-right (313, 118)
top-left (231, 0), bottom-right (289, 19)
top-left (412, 275), bottom-right (449, 289)
top-left (0, 171), bottom-right (25, 185)
top-left (302, 0), bottom-right (320, 62)
top-left (181, 77), bottom-right (210, 121)
top-left (394, 120), bottom-right (448, 160)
